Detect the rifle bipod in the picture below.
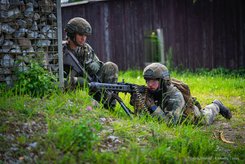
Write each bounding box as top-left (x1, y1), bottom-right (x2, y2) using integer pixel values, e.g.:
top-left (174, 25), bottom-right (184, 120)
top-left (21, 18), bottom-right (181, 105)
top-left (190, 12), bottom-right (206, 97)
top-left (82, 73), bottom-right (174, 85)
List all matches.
top-left (110, 93), bottom-right (134, 119)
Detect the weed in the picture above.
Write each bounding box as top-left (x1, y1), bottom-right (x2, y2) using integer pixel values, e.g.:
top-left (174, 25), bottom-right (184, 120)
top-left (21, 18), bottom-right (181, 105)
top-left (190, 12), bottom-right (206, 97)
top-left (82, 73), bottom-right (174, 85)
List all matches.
top-left (12, 61), bottom-right (59, 98)
top-left (47, 118), bottom-right (101, 153)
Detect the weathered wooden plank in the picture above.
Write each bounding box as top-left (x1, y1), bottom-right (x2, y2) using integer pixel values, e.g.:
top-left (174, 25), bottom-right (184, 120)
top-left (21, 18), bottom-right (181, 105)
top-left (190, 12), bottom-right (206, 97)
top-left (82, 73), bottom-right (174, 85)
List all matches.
top-left (61, 0), bottom-right (245, 70)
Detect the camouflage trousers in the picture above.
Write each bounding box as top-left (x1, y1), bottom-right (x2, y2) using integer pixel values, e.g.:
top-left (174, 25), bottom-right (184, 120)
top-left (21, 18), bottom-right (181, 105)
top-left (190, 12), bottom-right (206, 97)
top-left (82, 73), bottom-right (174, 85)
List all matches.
top-left (66, 61), bottom-right (118, 87)
top-left (192, 103), bottom-right (220, 125)
top-left (64, 61), bottom-right (118, 109)
top-left (90, 61), bottom-right (118, 109)
top-left (97, 61), bottom-right (118, 83)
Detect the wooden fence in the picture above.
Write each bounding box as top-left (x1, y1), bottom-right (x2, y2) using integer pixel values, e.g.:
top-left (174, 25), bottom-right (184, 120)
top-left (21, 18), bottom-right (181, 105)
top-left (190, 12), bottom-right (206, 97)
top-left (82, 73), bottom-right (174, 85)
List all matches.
top-left (61, 0), bottom-right (245, 70)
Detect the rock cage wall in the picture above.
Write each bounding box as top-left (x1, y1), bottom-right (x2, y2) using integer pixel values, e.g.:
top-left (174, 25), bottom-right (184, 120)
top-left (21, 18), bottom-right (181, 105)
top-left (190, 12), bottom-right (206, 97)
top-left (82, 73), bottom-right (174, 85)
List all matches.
top-left (0, 0), bottom-right (59, 86)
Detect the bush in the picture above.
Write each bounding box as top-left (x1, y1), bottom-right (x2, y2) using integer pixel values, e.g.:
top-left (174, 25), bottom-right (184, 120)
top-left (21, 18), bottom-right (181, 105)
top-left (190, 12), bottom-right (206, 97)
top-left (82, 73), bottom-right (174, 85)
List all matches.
top-left (13, 62), bottom-right (59, 97)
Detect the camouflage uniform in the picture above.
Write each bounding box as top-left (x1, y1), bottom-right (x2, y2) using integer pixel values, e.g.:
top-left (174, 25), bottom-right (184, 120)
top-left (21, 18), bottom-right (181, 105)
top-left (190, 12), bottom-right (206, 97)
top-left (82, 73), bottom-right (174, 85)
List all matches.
top-left (63, 42), bottom-right (118, 85)
top-left (63, 17), bottom-right (118, 108)
top-left (147, 83), bottom-right (185, 125)
top-left (131, 63), bottom-right (232, 125)
top-left (148, 84), bottom-right (222, 125)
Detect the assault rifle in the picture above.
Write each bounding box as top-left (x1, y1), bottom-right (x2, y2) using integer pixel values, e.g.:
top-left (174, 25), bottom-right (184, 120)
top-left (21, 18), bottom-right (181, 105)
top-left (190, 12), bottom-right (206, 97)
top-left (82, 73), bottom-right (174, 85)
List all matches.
top-left (63, 47), bottom-right (134, 118)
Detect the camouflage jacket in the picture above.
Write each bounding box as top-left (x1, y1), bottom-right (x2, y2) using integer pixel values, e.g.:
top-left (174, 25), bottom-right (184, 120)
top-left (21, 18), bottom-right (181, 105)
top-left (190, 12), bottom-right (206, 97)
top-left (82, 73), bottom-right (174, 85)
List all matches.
top-left (63, 42), bottom-right (103, 77)
top-left (149, 84), bottom-right (185, 125)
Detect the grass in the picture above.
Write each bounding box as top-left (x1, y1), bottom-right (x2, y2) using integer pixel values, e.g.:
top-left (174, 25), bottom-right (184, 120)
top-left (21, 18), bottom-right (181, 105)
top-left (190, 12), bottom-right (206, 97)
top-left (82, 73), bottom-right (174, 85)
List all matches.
top-left (0, 69), bottom-right (244, 163)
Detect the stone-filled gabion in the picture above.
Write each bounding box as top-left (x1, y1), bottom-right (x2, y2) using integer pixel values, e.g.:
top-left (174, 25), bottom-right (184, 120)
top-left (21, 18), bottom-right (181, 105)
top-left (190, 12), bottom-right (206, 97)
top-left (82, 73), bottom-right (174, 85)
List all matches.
top-left (0, 0), bottom-right (58, 86)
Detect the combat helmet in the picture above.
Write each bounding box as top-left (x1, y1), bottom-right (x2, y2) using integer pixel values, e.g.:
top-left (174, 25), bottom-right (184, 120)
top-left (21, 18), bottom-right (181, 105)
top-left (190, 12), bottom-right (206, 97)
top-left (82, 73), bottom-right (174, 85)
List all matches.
top-left (143, 63), bottom-right (170, 80)
top-left (65, 17), bottom-right (92, 38)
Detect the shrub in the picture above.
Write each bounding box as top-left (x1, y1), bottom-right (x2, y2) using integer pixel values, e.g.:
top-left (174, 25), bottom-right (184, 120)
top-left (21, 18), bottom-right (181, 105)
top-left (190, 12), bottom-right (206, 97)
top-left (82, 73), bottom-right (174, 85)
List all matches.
top-left (13, 62), bottom-right (59, 97)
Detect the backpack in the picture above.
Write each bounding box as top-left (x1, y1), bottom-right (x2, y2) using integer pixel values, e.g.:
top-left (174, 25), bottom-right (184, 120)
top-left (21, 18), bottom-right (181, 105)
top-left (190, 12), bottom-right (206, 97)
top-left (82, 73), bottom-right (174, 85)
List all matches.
top-left (171, 78), bottom-right (195, 115)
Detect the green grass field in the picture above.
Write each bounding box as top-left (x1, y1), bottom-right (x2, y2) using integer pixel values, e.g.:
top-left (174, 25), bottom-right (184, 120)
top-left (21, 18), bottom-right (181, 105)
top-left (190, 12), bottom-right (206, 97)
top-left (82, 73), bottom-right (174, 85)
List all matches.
top-left (0, 69), bottom-right (244, 163)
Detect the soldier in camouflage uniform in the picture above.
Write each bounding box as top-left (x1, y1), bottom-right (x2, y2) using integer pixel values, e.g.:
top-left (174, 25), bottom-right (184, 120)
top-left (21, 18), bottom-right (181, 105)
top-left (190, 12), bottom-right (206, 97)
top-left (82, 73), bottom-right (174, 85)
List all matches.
top-left (63, 17), bottom-right (118, 108)
top-left (130, 63), bottom-right (232, 125)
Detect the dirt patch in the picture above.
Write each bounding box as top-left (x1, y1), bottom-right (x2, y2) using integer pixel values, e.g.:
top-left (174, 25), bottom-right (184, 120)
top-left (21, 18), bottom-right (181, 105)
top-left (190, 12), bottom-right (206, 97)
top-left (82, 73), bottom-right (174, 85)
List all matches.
top-left (0, 110), bottom-right (47, 163)
top-left (212, 117), bottom-right (245, 146)
top-left (1, 109), bottom-right (244, 162)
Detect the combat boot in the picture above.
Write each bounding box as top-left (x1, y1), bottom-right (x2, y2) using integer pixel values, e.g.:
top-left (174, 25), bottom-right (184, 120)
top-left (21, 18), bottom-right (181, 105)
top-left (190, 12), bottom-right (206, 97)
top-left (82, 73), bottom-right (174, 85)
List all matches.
top-left (213, 100), bottom-right (232, 119)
